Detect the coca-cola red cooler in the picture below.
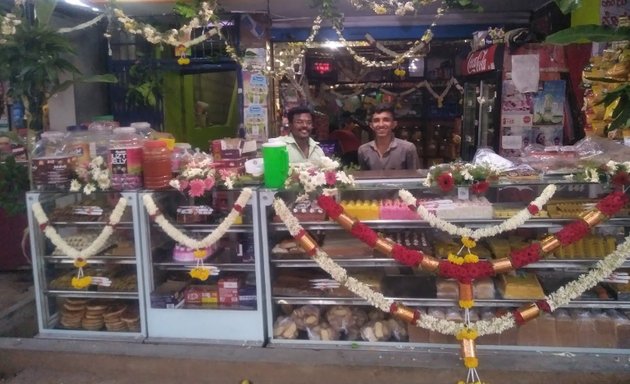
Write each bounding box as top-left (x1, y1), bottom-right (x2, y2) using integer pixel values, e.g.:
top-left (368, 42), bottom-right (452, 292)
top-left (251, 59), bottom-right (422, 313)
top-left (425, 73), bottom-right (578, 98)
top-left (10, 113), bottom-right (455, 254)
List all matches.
top-left (460, 44), bottom-right (505, 160)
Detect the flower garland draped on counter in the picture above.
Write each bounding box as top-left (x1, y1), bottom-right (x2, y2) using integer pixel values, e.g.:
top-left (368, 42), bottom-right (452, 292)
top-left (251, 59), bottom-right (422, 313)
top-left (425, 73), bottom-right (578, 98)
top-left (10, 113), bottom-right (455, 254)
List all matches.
top-left (32, 196), bottom-right (128, 288)
top-left (142, 188), bottom-right (252, 281)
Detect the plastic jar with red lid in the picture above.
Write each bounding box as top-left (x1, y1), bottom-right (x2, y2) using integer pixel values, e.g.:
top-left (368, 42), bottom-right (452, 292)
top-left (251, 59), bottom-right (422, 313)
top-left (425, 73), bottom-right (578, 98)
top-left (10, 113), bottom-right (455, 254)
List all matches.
top-left (143, 139), bottom-right (172, 190)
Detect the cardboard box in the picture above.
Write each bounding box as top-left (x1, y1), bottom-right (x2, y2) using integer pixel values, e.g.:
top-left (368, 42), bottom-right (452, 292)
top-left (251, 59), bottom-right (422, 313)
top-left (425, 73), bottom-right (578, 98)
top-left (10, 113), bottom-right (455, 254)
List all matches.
top-left (151, 280), bottom-right (188, 308)
top-left (218, 278), bottom-right (240, 305)
top-left (185, 285), bottom-right (218, 304)
top-left (214, 158), bottom-right (246, 169)
top-left (210, 139), bottom-right (257, 160)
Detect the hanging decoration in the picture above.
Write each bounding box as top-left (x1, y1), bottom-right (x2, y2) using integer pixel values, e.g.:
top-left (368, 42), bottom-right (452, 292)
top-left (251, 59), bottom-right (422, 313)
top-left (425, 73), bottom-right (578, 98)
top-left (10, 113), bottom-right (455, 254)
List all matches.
top-left (113, 2), bottom-right (217, 48)
top-left (326, 77), bottom-right (464, 105)
top-left (31, 197), bottom-right (128, 289)
top-left (142, 189), bottom-right (252, 281)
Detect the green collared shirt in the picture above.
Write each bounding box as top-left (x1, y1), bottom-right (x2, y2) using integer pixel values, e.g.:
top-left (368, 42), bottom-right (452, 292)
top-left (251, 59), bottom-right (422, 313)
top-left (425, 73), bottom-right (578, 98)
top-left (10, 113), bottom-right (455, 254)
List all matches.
top-left (358, 137), bottom-right (420, 171)
top-left (280, 134), bottom-right (326, 164)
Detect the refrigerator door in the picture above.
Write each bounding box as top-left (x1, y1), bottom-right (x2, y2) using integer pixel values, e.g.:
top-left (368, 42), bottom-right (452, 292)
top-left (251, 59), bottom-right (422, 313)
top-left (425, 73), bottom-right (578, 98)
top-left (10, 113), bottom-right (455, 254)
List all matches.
top-left (461, 82), bottom-right (478, 161)
top-left (478, 80), bottom-right (498, 150)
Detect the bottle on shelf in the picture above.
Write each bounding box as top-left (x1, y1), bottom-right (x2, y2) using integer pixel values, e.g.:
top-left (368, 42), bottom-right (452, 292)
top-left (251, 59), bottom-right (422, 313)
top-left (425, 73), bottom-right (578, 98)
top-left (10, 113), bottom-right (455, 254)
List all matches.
top-left (31, 131), bottom-right (75, 191)
top-left (109, 127), bottom-right (144, 190)
top-left (143, 139), bottom-right (172, 190)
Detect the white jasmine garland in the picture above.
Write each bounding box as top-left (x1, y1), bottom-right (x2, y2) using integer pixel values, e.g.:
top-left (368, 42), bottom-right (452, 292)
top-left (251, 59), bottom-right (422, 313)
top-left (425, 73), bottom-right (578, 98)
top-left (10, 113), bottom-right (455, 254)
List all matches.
top-left (398, 184), bottom-right (557, 240)
top-left (143, 188), bottom-right (252, 249)
top-left (274, 196), bottom-right (630, 336)
top-left (546, 235), bottom-right (630, 311)
top-left (31, 197), bottom-right (128, 262)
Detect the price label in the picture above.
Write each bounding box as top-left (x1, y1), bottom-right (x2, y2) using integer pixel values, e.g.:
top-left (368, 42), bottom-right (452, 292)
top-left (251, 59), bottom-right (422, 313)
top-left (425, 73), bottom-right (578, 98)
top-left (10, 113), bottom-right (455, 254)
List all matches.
top-left (458, 187), bottom-right (470, 200)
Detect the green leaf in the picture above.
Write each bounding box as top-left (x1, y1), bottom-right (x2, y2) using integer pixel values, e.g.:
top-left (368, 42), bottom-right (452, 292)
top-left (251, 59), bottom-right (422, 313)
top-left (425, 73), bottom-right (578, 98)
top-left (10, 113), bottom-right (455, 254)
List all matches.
top-left (35, 0), bottom-right (59, 27)
top-left (173, 3), bottom-right (197, 19)
top-left (79, 74), bottom-right (118, 84)
top-left (546, 25), bottom-right (630, 44)
top-left (554, 0), bottom-right (582, 14)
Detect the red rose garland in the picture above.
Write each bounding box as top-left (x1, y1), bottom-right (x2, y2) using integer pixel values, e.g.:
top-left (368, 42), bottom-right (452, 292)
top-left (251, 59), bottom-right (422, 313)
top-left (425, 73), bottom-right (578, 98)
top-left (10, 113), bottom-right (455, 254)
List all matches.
top-left (349, 221), bottom-right (379, 247)
top-left (509, 243), bottom-right (542, 269)
top-left (318, 195), bottom-right (343, 219)
top-left (596, 190), bottom-right (628, 215)
top-left (555, 220), bottom-right (590, 246)
top-left (317, 189), bottom-right (628, 282)
top-left (391, 244), bottom-right (423, 266)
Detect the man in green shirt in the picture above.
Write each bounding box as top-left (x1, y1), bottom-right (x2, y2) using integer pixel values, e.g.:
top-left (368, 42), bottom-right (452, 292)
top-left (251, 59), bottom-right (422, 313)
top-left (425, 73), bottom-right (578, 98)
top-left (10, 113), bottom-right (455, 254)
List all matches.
top-left (280, 106), bottom-right (325, 164)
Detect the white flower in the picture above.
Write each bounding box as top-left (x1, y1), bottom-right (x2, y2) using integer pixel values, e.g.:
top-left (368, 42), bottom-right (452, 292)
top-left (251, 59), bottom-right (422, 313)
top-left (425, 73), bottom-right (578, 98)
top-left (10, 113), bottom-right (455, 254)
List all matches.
top-left (461, 169), bottom-right (474, 181)
top-left (83, 183), bottom-right (96, 195)
top-left (70, 179), bottom-right (82, 192)
top-left (224, 177), bottom-right (234, 190)
top-left (91, 156), bottom-right (104, 167)
top-left (169, 179), bottom-right (181, 190)
top-left (312, 172), bottom-right (326, 187)
top-left (606, 160), bottom-right (618, 172)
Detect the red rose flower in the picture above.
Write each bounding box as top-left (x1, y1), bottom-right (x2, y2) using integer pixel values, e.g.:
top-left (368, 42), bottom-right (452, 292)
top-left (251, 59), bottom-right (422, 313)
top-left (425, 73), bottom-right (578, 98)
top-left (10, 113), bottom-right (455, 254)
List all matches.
top-left (324, 171), bottom-right (337, 186)
top-left (437, 172), bottom-right (454, 192)
top-left (596, 190), bottom-right (629, 216)
top-left (527, 204), bottom-right (540, 215)
top-left (317, 195), bottom-right (344, 219)
top-left (392, 244), bottom-right (423, 266)
top-left (470, 180), bottom-right (489, 195)
top-left (611, 171), bottom-right (630, 188)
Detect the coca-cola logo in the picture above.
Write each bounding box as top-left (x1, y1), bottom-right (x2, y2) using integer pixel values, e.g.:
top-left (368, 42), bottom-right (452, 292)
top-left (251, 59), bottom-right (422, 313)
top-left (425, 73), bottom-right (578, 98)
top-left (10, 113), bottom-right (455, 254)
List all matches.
top-left (464, 46), bottom-right (496, 75)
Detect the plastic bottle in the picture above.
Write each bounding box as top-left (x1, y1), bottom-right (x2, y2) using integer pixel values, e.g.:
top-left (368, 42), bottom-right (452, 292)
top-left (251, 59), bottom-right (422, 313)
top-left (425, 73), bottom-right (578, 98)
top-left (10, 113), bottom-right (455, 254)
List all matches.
top-left (109, 127), bottom-right (144, 190)
top-left (31, 131), bottom-right (74, 191)
top-left (131, 121), bottom-right (152, 139)
top-left (262, 138), bottom-right (289, 188)
top-left (171, 143), bottom-right (192, 175)
top-left (65, 125), bottom-right (91, 169)
top-left (143, 139), bottom-right (172, 190)
top-left (87, 122), bottom-right (114, 160)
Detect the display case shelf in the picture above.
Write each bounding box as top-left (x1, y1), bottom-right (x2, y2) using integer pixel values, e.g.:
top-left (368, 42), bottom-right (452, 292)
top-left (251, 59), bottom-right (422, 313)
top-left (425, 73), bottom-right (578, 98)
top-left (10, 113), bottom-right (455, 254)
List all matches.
top-left (27, 191), bottom-right (147, 340)
top-left (139, 189), bottom-right (266, 344)
top-left (44, 290), bottom-right (139, 299)
top-left (272, 297), bottom-right (630, 309)
top-left (270, 258), bottom-right (630, 269)
top-left (261, 180), bottom-right (630, 351)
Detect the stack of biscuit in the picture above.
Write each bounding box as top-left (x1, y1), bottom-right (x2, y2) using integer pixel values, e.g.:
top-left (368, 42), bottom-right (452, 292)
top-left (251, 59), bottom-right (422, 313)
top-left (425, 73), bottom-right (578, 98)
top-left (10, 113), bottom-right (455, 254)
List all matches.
top-left (121, 306), bottom-right (140, 332)
top-left (59, 298), bottom-right (88, 329)
top-left (81, 301), bottom-right (108, 331)
top-left (103, 304), bottom-right (128, 332)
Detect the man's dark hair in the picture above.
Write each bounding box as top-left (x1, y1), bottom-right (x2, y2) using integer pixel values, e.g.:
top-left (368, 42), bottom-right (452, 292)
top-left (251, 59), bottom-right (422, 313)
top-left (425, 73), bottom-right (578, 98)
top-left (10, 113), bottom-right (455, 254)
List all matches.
top-left (371, 103), bottom-right (396, 118)
top-left (287, 106), bottom-right (312, 123)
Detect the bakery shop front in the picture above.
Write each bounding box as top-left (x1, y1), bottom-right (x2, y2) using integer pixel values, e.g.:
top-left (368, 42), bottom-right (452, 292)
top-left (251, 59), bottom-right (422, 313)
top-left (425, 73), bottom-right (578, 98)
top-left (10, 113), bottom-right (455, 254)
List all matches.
top-left (11, 0), bottom-right (630, 382)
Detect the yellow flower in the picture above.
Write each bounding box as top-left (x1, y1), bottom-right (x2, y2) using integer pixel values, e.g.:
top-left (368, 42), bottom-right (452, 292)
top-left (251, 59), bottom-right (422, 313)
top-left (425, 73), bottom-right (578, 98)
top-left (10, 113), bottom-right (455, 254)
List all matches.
top-left (459, 299), bottom-right (474, 309)
top-left (373, 5), bottom-right (387, 14)
top-left (193, 249), bottom-right (207, 259)
top-left (461, 236), bottom-right (476, 249)
top-left (189, 267), bottom-right (210, 281)
top-left (71, 276), bottom-right (92, 289)
top-left (464, 253), bottom-right (479, 263)
top-left (177, 57), bottom-right (190, 65)
top-left (456, 328), bottom-right (478, 340)
top-left (464, 357), bottom-right (479, 368)
top-left (448, 253), bottom-right (465, 265)
top-left (73, 258), bottom-right (87, 268)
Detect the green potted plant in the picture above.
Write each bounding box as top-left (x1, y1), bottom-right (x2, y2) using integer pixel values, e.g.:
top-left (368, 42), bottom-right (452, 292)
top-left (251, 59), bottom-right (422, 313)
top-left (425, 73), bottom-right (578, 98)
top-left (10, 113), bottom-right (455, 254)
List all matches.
top-left (0, 154), bottom-right (30, 269)
top-left (0, 0), bottom-right (116, 131)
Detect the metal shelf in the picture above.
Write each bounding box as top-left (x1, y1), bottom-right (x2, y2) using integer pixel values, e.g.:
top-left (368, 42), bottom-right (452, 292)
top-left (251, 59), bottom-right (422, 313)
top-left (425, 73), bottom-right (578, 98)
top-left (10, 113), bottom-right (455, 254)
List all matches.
top-left (152, 223), bottom-right (254, 233)
top-left (43, 255), bottom-right (137, 265)
top-left (269, 217), bottom-right (630, 231)
top-left (273, 296), bottom-right (630, 309)
top-left (49, 221), bottom-right (134, 227)
top-left (270, 258), bottom-right (630, 269)
top-left (152, 262), bottom-right (256, 272)
top-left (44, 290), bottom-right (139, 299)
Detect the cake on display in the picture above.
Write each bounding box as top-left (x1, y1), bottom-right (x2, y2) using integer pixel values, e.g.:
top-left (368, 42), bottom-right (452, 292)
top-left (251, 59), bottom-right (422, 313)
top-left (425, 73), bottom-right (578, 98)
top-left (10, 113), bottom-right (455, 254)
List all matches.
top-left (172, 242), bottom-right (218, 262)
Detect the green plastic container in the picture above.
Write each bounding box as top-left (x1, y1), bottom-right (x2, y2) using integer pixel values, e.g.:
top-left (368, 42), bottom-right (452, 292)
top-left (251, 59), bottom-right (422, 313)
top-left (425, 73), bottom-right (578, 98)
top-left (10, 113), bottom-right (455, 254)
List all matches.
top-left (262, 139), bottom-right (289, 188)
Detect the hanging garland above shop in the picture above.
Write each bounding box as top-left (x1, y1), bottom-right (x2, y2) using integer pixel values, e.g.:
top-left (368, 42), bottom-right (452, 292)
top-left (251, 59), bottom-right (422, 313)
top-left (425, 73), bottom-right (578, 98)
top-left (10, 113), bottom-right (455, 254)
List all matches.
top-left (326, 77), bottom-right (463, 107)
